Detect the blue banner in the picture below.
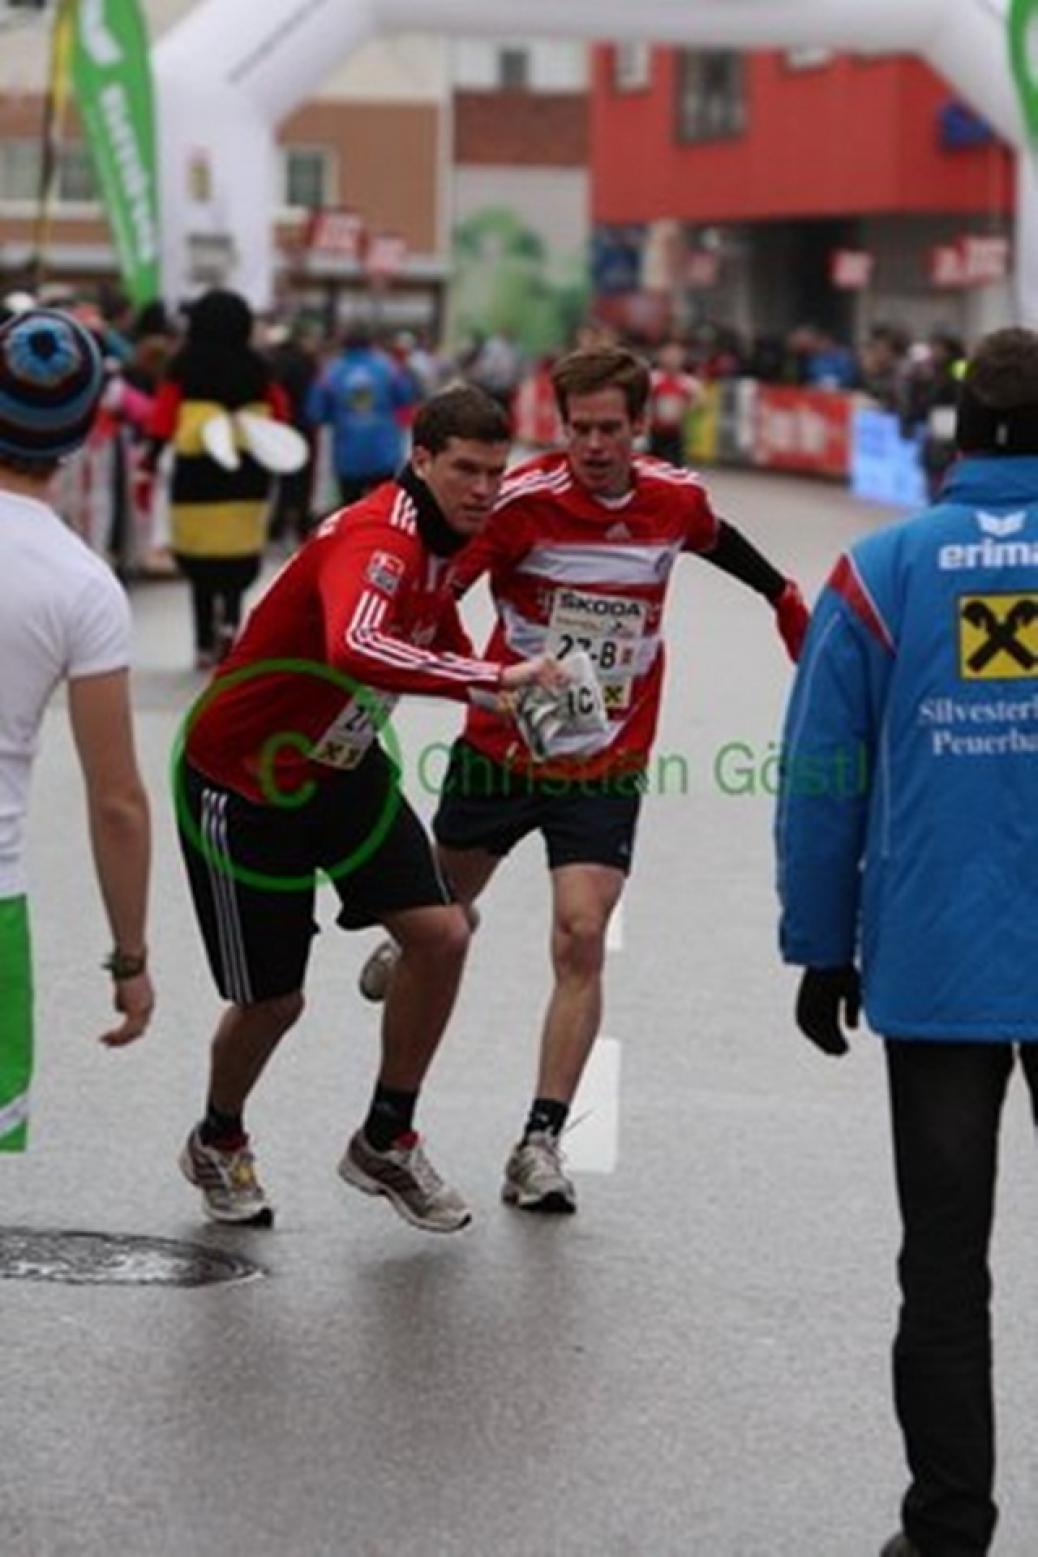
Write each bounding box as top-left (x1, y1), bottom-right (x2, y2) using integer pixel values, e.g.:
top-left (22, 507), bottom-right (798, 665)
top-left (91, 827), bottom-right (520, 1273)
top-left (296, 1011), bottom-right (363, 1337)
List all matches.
top-left (851, 409), bottom-right (927, 509)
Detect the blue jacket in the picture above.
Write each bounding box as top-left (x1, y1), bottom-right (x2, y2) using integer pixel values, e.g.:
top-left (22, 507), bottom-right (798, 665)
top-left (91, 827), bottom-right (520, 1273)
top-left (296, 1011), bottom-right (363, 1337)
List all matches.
top-left (307, 347), bottom-right (416, 479)
top-left (776, 456), bottom-right (1038, 1040)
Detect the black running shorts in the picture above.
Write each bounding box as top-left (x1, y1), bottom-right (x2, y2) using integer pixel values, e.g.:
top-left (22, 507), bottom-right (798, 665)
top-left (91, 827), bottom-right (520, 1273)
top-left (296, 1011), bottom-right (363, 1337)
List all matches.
top-left (177, 750), bottom-right (451, 1003)
top-left (432, 740), bottom-right (643, 874)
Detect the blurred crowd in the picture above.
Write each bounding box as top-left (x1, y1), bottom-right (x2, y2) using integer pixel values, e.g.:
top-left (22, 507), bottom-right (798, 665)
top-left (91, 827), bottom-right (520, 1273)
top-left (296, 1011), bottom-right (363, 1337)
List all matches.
top-left (0, 284), bottom-right (537, 581)
top-left (608, 317), bottom-right (966, 424)
top-left (0, 280), bottom-right (970, 664)
top-left (652, 318), bottom-right (968, 493)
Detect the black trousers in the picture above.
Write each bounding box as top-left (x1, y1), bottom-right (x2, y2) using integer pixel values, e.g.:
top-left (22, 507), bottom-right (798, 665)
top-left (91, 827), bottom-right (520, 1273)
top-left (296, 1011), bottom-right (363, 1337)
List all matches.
top-left (886, 1039), bottom-right (1038, 1556)
top-left (268, 460), bottom-right (315, 545)
top-left (648, 429), bottom-right (685, 467)
top-left (174, 554), bottom-right (260, 654)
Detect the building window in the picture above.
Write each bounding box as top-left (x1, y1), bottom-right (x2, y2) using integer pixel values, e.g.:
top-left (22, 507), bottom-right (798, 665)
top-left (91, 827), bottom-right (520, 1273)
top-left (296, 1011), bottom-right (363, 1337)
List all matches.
top-left (0, 139), bottom-right (41, 202)
top-left (283, 147), bottom-right (332, 211)
top-left (614, 43), bottom-right (651, 92)
top-left (58, 145), bottom-right (98, 203)
top-left (498, 47), bottom-right (529, 90)
top-left (675, 50), bottom-right (746, 143)
top-left (0, 141), bottom-right (99, 205)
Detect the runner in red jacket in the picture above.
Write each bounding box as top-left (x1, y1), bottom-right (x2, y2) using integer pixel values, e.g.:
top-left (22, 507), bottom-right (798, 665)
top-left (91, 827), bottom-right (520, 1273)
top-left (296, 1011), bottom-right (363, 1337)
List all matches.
top-left (175, 385), bottom-right (566, 1234)
top-left (359, 348), bottom-right (809, 1214)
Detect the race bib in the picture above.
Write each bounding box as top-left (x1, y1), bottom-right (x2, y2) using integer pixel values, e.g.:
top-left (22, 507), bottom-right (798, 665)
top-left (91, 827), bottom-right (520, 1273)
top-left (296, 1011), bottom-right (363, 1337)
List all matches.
top-left (310, 692), bottom-right (397, 770)
top-left (544, 588), bottom-right (648, 712)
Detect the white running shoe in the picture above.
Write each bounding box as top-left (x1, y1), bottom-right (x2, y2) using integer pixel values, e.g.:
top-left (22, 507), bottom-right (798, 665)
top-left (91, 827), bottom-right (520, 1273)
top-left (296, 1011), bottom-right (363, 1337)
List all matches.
top-left (357, 938), bottom-right (401, 1003)
top-left (357, 907), bottom-right (481, 1004)
top-left (178, 1126), bottom-right (274, 1226)
top-left (501, 1130), bottom-right (577, 1214)
top-left (338, 1130), bottom-right (472, 1233)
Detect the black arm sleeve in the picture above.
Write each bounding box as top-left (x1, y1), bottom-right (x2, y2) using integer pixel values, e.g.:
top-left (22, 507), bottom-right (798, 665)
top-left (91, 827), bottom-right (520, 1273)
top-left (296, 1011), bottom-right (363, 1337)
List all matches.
top-left (699, 519), bottom-right (787, 603)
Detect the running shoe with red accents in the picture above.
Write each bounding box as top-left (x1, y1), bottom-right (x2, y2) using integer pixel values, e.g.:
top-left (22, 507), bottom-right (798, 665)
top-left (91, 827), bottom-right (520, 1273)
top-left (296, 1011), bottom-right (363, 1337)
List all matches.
top-left (178, 1126), bottom-right (275, 1226)
top-left (338, 1130), bottom-right (471, 1233)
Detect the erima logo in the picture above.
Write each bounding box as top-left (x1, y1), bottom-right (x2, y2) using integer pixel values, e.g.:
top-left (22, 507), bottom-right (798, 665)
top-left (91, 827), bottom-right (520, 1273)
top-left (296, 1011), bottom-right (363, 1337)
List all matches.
top-left (81, 0), bottom-right (122, 67)
top-left (558, 590), bottom-right (642, 618)
top-left (939, 536), bottom-right (1038, 570)
top-left (976, 510), bottom-right (1027, 538)
top-left (605, 522), bottom-right (632, 542)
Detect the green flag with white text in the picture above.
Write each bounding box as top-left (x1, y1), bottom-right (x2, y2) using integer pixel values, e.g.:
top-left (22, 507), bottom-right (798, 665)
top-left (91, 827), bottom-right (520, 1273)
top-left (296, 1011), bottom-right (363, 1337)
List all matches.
top-left (71, 0), bottom-right (160, 304)
top-left (1010, 0), bottom-right (1038, 146)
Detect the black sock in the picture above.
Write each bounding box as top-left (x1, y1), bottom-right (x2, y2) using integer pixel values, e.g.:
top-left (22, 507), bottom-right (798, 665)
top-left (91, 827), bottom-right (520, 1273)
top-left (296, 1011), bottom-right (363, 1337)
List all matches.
top-left (363, 1085), bottom-right (418, 1151)
top-left (523, 1098), bottom-right (569, 1141)
top-left (200, 1105), bottom-right (245, 1147)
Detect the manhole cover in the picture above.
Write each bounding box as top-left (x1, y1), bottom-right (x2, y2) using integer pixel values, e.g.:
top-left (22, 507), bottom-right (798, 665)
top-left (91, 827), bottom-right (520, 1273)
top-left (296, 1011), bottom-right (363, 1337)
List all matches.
top-left (0, 1228), bottom-right (264, 1287)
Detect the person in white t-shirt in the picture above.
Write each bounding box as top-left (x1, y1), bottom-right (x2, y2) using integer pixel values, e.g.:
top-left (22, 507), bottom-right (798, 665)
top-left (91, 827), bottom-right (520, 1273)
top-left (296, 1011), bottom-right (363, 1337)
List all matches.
top-left (0, 309), bottom-right (154, 1152)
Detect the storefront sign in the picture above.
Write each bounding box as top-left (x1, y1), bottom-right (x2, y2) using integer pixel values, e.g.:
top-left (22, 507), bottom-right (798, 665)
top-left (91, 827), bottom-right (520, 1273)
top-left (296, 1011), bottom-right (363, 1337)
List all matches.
top-left (931, 234), bottom-right (1011, 288)
top-left (830, 249), bottom-right (874, 290)
top-left (305, 207), bottom-right (365, 260)
top-left (365, 232), bottom-right (408, 280)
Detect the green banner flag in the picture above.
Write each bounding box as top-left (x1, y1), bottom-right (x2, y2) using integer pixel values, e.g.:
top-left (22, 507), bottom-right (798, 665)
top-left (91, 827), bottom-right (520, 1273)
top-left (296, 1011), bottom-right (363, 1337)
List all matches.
top-left (71, 0), bottom-right (161, 304)
top-left (1010, 0), bottom-right (1038, 145)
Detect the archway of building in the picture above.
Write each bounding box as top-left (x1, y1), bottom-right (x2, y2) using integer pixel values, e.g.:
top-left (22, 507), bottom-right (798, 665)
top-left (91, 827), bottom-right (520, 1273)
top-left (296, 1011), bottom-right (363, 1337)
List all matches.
top-left (153, 0), bottom-right (1028, 316)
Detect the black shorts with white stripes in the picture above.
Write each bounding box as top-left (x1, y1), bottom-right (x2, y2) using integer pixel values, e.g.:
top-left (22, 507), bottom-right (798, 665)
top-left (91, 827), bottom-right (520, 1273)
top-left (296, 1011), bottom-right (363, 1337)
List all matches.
top-left (177, 750), bottom-right (451, 1003)
top-left (432, 740), bottom-right (643, 874)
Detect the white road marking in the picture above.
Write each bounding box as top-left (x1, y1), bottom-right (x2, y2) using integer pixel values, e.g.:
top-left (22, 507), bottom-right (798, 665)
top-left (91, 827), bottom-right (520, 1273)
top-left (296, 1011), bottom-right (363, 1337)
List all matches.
top-left (565, 1037), bottom-right (621, 1174)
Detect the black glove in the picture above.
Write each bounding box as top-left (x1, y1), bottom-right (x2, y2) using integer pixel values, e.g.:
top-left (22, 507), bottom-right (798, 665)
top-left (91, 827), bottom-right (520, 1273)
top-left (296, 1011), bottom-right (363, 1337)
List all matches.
top-left (795, 966), bottom-right (861, 1056)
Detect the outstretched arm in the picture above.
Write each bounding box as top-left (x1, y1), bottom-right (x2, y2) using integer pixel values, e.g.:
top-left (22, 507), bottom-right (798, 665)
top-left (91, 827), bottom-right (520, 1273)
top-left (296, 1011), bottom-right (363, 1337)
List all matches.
top-left (320, 528), bottom-right (505, 700)
top-left (700, 519), bottom-right (787, 599)
top-left (699, 520), bottom-right (810, 660)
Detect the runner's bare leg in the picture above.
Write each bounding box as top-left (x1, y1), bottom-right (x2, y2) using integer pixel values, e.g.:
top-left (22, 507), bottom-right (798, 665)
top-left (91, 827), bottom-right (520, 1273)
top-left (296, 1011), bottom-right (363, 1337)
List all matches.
top-left (377, 903), bottom-right (473, 1089)
top-left (536, 864), bottom-right (625, 1101)
top-left (207, 992), bottom-right (305, 1115)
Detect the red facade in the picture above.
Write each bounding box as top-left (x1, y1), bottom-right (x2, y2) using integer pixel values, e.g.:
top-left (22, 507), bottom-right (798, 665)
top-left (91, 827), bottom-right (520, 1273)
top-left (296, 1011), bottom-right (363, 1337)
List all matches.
top-left (591, 49), bottom-right (1013, 225)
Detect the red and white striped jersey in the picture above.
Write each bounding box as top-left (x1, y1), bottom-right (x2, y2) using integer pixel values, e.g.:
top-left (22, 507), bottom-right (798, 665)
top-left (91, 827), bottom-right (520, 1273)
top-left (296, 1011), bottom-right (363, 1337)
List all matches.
top-left (451, 450), bottom-right (721, 778)
top-left (187, 478), bottom-right (502, 802)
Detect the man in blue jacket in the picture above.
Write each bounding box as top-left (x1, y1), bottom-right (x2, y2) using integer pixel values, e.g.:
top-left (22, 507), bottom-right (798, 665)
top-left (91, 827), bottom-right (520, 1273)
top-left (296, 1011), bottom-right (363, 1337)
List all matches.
top-left (307, 326), bottom-right (417, 504)
top-left (776, 327), bottom-right (1038, 1557)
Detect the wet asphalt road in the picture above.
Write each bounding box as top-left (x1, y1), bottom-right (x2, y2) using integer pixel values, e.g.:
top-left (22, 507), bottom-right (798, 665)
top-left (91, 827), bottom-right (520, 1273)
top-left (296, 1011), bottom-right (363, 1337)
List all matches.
top-left (8, 470), bottom-right (1038, 1557)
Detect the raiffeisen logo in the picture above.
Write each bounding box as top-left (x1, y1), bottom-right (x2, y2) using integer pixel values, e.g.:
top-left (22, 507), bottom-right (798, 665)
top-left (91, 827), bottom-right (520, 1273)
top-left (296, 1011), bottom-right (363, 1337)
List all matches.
top-left (939, 536), bottom-right (1038, 571)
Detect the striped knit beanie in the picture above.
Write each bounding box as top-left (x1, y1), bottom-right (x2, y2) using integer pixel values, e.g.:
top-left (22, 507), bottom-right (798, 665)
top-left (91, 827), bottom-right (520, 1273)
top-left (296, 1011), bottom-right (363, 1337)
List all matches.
top-left (0, 308), bottom-right (104, 465)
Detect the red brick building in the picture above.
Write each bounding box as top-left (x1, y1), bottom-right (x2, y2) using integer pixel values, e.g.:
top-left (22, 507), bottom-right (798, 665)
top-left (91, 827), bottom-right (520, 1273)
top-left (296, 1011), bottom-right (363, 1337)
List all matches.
top-left (590, 46), bottom-right (1014, 346)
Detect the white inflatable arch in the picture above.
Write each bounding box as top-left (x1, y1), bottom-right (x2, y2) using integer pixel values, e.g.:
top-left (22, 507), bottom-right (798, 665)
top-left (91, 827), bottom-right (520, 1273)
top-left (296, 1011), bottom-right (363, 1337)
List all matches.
top-left (154, 0), bottom-right (1030, 316)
